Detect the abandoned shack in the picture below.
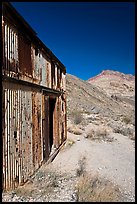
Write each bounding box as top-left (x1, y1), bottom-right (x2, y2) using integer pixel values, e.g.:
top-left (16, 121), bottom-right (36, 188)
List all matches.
top-left (2, 2), bottom-right (67, 191)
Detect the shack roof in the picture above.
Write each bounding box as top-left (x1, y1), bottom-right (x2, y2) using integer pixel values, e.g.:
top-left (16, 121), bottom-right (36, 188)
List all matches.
top-left (2, 2), bottom-right (66, 72)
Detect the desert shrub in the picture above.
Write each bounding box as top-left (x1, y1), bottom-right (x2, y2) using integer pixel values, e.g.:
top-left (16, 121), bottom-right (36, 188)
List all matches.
top-left (122, 116), bottom-right (131, 124)
top-left (86, 129), bottom-right (95, 139)
top-left (67, 124), bottom-right (83, 135)
top-left (71, 110), bottom-right (83, 125)
top-left (86, 126), bottom-right (113, 142)
top-left (76, 156), bottom-right (86, 177)
top-left (96, 126), bottom-right (108, 137)
top-left (75, 173), bottom-right (123, 202)
top-left (114, 126), bottom-right (134, 137)
top-left (129, 132), bottom-right (135, 141)
top-left (63, 139), bottom-right (75, 150)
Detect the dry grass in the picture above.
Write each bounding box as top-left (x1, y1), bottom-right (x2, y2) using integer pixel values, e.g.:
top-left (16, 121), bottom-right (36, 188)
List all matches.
top-left (122, 116), bottom-right (131, 124)
top-left (75, 173), bottom-right (122, 202)
top-left (70, 110), bottom-right (84, 125)
top-left (62, 139), bottom-right (75, 150)
top-left (67, 123), bottom-right (83, 135)
top-left (14, 170), bottom-right (60, 198)
top-left (129, 132), bottom-right (135, 141)
top-left (76, 156), bottom-right (86, 177)
top-left (14, 183), bottom-right (37, 197)
top-left (86, 125), bottom-right (114, 142)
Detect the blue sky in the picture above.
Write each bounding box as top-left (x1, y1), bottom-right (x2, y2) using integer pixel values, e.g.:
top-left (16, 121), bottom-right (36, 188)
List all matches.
top-left (11, 2), bottom-right (135, 80)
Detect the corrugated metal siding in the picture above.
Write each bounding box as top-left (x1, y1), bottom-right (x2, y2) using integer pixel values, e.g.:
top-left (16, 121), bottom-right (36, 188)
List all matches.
top-left (2, 81), bottom-right (44, 191)
top-left (2, 4), bottom-right (67, 192)
top-left (3, 21), bottom-right (19, 76)
top-left (32, 91), bottom-right (42, 170)
top-left (18, 33), bottom-right (32, 76)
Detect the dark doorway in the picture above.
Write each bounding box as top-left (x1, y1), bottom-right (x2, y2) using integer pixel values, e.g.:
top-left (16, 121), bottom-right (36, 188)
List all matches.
top-left (43, 95), bottom-right (56, 161)
top-left (49, 97), bottom-right (56, 151)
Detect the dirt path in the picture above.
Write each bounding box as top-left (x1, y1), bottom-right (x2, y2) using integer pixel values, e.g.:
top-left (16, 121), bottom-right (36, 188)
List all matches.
top-left (52, 130), bottom-right (135, 199)
top-left (2, 124), bottom-right (135, 202)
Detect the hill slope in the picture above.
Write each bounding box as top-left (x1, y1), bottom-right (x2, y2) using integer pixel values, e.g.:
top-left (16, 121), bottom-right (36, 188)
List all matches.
top-left (66, 71), bottom-right (135, 125)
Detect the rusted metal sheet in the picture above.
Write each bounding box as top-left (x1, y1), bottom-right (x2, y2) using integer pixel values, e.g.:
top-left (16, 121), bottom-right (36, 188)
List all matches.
top-left (3, 21), bottom-right (19, 77)
top-left (46, 62), bottom-right (51, 88)
top-left (42, 95), bottom-right (50, 161)
top-left (40, 53), bottom-right (47, 87)
top-left (57, 67), bottom-right (61, 90)
top-left (2, 81), bottom-right (43, 191)
top-left (32, 91), bottom-right (42, 170)
top-left (18, 33), bottom-right (32, 76)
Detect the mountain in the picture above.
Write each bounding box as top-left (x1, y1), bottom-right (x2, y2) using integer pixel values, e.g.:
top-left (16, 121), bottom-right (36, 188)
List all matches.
top-left (87, 70), bottom-right (135, 102)
top-left (66, 71), bottom-right (135, 126)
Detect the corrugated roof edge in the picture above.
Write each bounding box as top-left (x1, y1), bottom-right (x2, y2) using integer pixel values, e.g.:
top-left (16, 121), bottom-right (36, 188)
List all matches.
top-left (2, 2), bottom-right (66, 72)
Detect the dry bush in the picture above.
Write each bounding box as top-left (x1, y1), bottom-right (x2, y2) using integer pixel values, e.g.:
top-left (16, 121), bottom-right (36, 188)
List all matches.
top-left (129, 132), bottom-right (135, 141)
top-left (76, 156), bottom-right (86, 177)
top-left (71, 110), bottom-right (83, 125)
top-left (86, 129), bottom-right (95, 139)
top-left (78, 125), bottom-right (85, 131)
top-left (122, 116), bottom-right (131, 124)
top-left (86, 126), bottom-right (114, 142)
top-left (67, 123), bottom-right (83, 135)
top-left (75, 173), bottom-right (122, 202)
top-left (62, 139), bottom-right (75, 150)
top-left (15, 184), bottom-right (37, 197)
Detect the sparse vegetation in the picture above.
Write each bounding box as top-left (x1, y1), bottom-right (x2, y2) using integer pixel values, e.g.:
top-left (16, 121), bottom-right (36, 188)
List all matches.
top-left (129, 132), bottom-right (135, 141)
top-left (86, 125), bottom-right (114, 142)
top-left (76, 156), bottom-right (86, 177)
top-left (75, 173), bottom-right (123, 202)
top-left (122, 116), bottom-right (131, 124)
top-left (67, 123), bottom-right (83, 135)
top-left (71, 110), bottom-right (84, 125)
top-left (62, 139), bottom-right (75, 150)
top-left (108, 120), bottom-right (135, 140)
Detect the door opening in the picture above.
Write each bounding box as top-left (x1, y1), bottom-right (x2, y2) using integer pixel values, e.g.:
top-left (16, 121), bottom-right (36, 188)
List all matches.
top-left (49, 97), bottom-right (56, 151)
top-left (43, 96), bottom-right (56, 161)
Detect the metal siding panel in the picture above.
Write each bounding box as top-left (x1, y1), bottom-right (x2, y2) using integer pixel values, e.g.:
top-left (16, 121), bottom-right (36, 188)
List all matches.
top-left (2, 18), bottom-right (5, 73)
top-left (18, 33), bottom-right (32, 76)
top-left (40, 55), bottom-right (47, 87)
top-left (20, 88), bottom-right (23, 184)
top-left (18, 88), bottom-right (21, 185)
top-left (21, 89), bottom-right (25, 183)
top-left (23, 90), bottom-right (27, 182)
top-left (11, 88), bottom-right (15, 189)
top-left (2, 87), bottom-right (5, 190)
top-left (9, 88), bottom-right (12, 189)
top-left (43, 96), bottom-right (50, 161)
top-left (5, 24), bottom-right (7, 72)
top-left (15, 88), bottom-right (19, 188)
top-left (13, 88), bottom-right (16, 188)
top-left (7, 88), bottom-right (10, 189)
top-left (4, 87), bottom-right (7, 190)
top-left (15, 33), bottom-right (19, 71)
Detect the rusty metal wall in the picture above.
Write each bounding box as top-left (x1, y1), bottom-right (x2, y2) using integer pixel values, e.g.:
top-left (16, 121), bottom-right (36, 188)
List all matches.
top-left (18, 33), bottom-right (32, 76)
top-left (32, 90), bottom-right (43, 170)
top-left (3, 20), bottom-right (19, 77)
top-left (3, 18), bottom-right (64, 93)
top-left (2, 81), bottom-right (43, 191)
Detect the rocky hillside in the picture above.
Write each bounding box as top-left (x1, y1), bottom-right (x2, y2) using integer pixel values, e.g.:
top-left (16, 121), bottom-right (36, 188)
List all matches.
top-left (87, 70), bottom-right (135, 104)
top-left (66, 70), bottom-right (135, 131)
